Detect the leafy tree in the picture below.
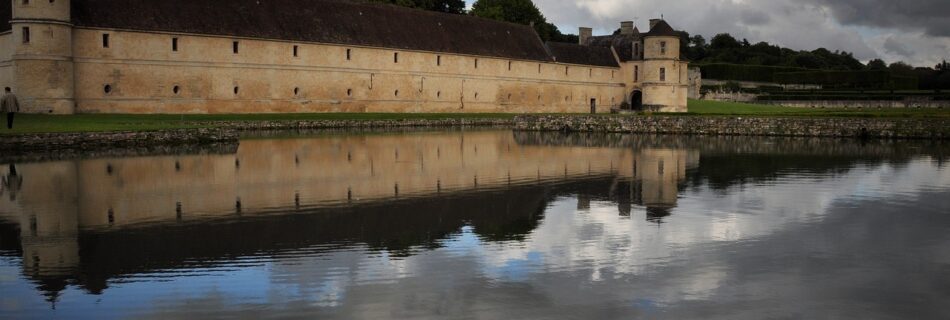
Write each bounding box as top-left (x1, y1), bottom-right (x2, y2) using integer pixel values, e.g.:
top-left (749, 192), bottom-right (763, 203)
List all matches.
top-left (471, 0), bottom-right (570, 42)
top-left (710, 33), bottom-right (741, 50)
top-left (866, 59), bottom-right (888, 70)
top-left (888, 61), bottom-right (914, 75)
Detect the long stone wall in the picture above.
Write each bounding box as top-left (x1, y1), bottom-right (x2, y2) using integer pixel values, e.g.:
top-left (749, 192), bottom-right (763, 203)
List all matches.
top-left (66, 28), bottom-right (625, 114)
top-left (514, 115), bottom-right (950, 139)
top-left (764, 99), bottom-right (950, 109)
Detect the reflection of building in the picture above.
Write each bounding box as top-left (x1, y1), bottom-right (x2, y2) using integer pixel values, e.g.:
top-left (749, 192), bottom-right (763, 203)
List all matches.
top-left (0, 130), bottom-right (702, 301)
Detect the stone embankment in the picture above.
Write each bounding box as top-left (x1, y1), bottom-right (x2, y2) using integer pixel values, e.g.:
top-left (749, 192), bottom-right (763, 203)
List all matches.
top-left (513, 115), bottom-right (950, 139)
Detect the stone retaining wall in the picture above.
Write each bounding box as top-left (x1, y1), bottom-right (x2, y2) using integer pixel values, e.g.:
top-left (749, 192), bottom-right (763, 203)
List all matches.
top-left (764, 100), bottom-right (950, 109)
top-left (513, 115), bottom-right (950, 139)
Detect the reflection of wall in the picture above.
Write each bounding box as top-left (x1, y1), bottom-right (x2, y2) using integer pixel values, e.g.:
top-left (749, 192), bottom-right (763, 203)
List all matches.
top-left (633, 148), bottom-right (699, 209)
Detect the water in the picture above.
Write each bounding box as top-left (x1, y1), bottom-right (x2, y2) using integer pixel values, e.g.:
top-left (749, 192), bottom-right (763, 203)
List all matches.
top-left (1, 130), bottom-right (948, 319)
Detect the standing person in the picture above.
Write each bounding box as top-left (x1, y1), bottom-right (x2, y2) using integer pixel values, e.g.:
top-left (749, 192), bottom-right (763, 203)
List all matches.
top-left (1, 87), bottom-right (20, 129)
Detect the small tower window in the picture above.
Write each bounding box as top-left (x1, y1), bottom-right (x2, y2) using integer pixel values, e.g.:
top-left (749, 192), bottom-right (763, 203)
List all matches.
top-left (347, 89), bottom-right (353, 96)
top-left (565, 66), bottom-right (569, 75)
top-left (102, 34), bottom-right (110, 48)
top-left (589, 68), bottom-right (592, 77)
top-left (293, 87), bottom-right (300, 96)
top-left (394, 52), bottom-right (398, 63)
top-left (293, 45), bottom-right (299, 57)
top-left (634, 66), bottom-right (639, 82)
top-left (22, 27), bottom-right (30, 44)
top-left (660, 41), bottom-right (667, 55)
top-left (104, 84), bottom-right (112, 94)
top-left (475, 59), bottom-right (479, 69)
top-left (233, 86), bottom-right (240, 95)
top-left (508, 61), bottom-right (512, 71)
top-left (538, 64), bottom-right (542, 73)
top-left (346, 49), bottom-right (351, 60)
top-left (394, 90), bottom-right (399, 97)
top-left (233, 41), bottom-right (239, 54)
top-left (660, 67), bottom-right (666, 81)
top-left (172, 37), bottom-right (179, 51)
top-left (437, 55), bottom-right (441, 66)
top-left (173, 85), bottom-right (180, 95)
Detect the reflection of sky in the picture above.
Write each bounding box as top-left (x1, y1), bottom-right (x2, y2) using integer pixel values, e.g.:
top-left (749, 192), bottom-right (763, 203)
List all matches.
top-left (1, 158), bottom-right (948, 319)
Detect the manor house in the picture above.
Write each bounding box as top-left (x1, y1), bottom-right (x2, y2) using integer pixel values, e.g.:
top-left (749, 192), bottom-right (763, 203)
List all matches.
top-left (0, 0), bottom-right (689, 114)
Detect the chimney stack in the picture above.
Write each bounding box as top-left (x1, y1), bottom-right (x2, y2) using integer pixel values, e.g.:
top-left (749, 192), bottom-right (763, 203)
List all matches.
top-left (578, 27), bottom-right (592, 45)
top-left (649, 19), bottom-right (661, 30)
top-left (620, 21), bottom-right (634, 35)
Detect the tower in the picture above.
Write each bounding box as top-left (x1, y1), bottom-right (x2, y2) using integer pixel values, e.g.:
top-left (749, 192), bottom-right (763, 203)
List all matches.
top-left (11, 0), bottom-right (74, 114)
top-left (640, 19), bottom-right (687, 112)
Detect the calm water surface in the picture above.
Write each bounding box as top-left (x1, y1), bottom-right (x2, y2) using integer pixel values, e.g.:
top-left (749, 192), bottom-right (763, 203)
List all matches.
top-left (1, 130), bottom-right (948, 319)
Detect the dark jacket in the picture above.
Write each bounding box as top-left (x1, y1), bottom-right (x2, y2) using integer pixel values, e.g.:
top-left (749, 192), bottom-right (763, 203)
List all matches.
top-left (1, 93), bottom-right (20, 113)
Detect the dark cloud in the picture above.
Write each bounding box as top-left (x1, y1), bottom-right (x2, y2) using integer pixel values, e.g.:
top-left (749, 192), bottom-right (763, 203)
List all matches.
top-left (740, 9), bottom-right (770, 26)
top-left (807, 0), bottom-right (950, 37)
top-left (883, 37), bottom-right (913, 56)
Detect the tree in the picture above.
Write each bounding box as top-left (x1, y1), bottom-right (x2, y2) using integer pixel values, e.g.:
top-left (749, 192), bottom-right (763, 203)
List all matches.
top-left (937, 60), bottom-right (950, 71)
top-left (471, 0), bottom-right (565, 41)
top-left (867, 59), bottom-right (888, 70)
top-left (710, 33), bottom-right (741, 50)
top-left (888, 61), bottom-right (915, 75)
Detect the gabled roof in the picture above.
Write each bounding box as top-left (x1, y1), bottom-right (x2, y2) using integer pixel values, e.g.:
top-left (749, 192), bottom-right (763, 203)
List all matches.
top-left (587, 34), bottom-right (640, 62)
top-left (545, 42), bottom-right (619, 67)
top-left (70, 0), bottom-right (553, 62)
top-left (645, 20), bottom-right (679, 37)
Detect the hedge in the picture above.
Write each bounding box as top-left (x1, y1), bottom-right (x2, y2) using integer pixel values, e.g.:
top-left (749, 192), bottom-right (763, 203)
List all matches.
top-left (696, 63), bottom-right (809, 82)
top-left (774, 70), bottom-right (918, 90)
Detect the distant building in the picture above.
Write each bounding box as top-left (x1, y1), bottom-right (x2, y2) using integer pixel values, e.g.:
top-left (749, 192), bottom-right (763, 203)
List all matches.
top-left (0, 0), bottom-right (688, 114)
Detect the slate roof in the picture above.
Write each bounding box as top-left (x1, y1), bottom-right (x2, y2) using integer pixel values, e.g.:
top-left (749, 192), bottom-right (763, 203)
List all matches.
top-left (645, 20), bottom-right (679, 37)
top-left (545, 42), bottom-right (619, 67)
top-left (69, 0), bottom-right (554, 62)
top-left (1, 3), bottom-right (11, 32)
top-left (587, 34), bottom-right (640, 62)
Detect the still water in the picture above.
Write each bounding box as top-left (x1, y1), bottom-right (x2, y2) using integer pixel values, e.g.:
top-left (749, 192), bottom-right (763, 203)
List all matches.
top-left (1, 130), bottom-right (948, 319)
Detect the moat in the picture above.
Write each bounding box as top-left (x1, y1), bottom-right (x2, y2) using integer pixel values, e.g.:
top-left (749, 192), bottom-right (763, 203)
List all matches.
top-left (1, 129), bottom-right (948, 319)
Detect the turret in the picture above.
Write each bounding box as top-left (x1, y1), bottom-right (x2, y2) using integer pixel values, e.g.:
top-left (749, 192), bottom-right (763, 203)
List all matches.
top-left (11, 0), bottom-right (75, 113)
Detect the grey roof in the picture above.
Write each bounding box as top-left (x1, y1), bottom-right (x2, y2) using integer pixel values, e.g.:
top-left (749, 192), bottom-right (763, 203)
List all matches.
top-left (645, 20), bottom-right (679, 37)
top-left (587, 34), bottom-right (640, 62)
top-left (69, 0), bottom-right (554, 62)
top-left (545, 42), bottom-right (619, 67)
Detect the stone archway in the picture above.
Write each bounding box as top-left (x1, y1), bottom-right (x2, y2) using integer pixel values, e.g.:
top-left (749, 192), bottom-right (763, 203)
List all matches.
top-left (630, 90), bottom-right (643, 111)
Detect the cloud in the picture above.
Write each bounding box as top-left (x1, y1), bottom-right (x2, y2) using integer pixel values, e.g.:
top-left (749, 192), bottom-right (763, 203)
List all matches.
top-left (883, 37), bottom-right (913, 57)
top-left (526, 0), bottom-right (949, 66)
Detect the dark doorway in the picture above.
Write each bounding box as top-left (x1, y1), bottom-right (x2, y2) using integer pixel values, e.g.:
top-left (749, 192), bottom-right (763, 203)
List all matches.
top-left (590, 98), bottom-right (596, 114)
top-left (630, 91), bottom-right (643, 111)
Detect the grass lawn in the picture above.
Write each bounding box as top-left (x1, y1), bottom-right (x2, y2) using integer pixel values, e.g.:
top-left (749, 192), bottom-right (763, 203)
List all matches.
top-left (1, 101), bottom-right (947, 135)
top-left (0, 113), bottom-right (518, 135)
top-left (683, 99), bottom-right (950, 118)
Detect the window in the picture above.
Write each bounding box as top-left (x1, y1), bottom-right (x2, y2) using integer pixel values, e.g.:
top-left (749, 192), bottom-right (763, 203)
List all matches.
top-left (293, 45), bottom-right (298, 57)
top-left (565, 66), bottom-right (569, 75)
top-left (22, 27), bottom-right (29, 44)
top-left (437, 55), bottom-right (441, 66)
top-left (104, 84), bottom-right (112, 94)
top-left (538, 64), bottom-right (542, 73)
top-left (634, 66), bottom-right (639, 82)
top-left (293, 87), bottom-right (300, 96)
top-left (660, 67), bottom-right (666, 81)
top-left (394, 52), bottom-right (398, 63)
top-left (233, 86), bottom-right (240, 95)
top-left (612, 70), bottom-right (615, 79)
top-left (660, 41), bottom-right (667, 55)
top-left (508, 61), bottom-right (512, 71)
top-left (232, 41), bottom-right (239, 54)
top-left (347, 89), bottom-right (352, 96)
top-left (102, 34), bottom-right (110, 48)
top-left (589, 68), bottom-right (592, 77)
top-left (346, 49), bottom-right (351, 60)
top-left (172, 37), bottom-right (178, 51)
top-left (173, 85), bottom-right (180, 95)
top-left (475, 59), bottom-right (478, 69)
top-left (394, 90), bottom-right (399, 97)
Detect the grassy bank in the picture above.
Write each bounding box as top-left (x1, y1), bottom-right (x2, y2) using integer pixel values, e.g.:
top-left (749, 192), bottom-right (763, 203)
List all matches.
top-left (0, 113), bottom-right (517, 135)
top-left (683, 99), bottom-right (950, 118)
top-left (1, 101), bottom-right (948, 135)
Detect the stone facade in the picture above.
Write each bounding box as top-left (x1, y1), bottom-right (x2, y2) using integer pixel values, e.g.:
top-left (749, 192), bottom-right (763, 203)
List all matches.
top-left (0, 0), bottom-right (688, 114)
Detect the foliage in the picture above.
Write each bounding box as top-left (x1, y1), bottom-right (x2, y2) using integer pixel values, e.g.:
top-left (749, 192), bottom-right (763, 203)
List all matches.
top-left (685, 33), bottom-right (865, 71)
top-left (774, 70), bottom-right (919, 89)
top-left (470, 0), bottom-right (573, 42)
top-left (696, 63), bottom-right (809, 82)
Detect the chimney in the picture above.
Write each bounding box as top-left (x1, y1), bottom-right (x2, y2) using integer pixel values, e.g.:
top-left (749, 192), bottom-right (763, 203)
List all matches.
top-left (649, 19), bottom-right (661, 30)
top-left (620, 21), bottom-right (634, 35)
top-left (578, 27), bottom-right (592, 45)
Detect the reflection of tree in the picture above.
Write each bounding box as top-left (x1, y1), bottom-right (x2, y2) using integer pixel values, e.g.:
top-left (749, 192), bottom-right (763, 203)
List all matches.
top-left (15, 177), bottom-right (612, 296)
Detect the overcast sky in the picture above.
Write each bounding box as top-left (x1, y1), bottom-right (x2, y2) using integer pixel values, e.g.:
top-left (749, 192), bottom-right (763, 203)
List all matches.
top-left (466, 0), bottom-right (950, 67)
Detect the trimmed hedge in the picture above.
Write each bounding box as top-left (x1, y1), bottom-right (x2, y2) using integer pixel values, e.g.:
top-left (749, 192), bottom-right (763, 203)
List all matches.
top-left (774, 70), bottom-right (918, 89)
top-left (696, 63), bottom-right (809, 82)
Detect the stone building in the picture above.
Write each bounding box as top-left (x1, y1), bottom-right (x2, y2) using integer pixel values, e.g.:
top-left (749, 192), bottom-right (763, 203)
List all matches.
top-left (0, 0), bottom-right (688, 114)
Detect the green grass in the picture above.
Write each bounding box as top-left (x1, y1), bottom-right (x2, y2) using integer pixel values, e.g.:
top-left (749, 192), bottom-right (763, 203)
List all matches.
top-left (682, 99), bottom-right (950, 118)
top-left (0, 113), bottom-right (517, 135)
top-left (1, 101), bottom-right (947, 135)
